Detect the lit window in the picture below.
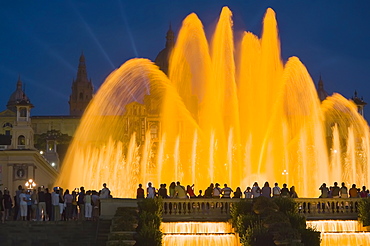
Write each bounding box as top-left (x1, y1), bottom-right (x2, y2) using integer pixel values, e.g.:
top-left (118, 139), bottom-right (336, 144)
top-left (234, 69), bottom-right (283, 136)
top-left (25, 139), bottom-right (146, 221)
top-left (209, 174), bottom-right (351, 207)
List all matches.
top-left (18, 135), bottom-right (25, 149)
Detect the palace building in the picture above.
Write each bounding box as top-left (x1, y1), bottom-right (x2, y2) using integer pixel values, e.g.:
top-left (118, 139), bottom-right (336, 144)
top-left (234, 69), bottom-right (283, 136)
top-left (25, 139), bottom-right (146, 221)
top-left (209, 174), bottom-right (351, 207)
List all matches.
top-left (0, 52), bottom-right (93, 192)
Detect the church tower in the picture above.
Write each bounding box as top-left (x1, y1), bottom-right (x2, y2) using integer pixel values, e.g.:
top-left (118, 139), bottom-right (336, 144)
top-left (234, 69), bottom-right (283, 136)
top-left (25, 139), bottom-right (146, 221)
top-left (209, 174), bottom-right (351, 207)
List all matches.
top-left (12, 95), bottom-right (34, 150)
top-left (352, 91), bottom-right (367, 116)
top-left (69, 53), bottom-right (94, 116)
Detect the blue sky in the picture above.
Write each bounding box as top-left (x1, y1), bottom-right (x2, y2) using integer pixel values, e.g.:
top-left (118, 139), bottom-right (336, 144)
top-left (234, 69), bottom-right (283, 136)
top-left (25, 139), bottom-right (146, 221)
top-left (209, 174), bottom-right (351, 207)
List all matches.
top-left (1, 0), bottom-right (370, 118)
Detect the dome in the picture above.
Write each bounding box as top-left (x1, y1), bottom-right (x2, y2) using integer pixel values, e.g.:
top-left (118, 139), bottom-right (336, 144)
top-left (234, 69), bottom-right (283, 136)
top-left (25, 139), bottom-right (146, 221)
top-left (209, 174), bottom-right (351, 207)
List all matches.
top-left (7, 77), bottom-right (30, 112)
top-left (154, 25), bottom-right (175, 75)
top-left (155, 47), bottom-right (172, 75)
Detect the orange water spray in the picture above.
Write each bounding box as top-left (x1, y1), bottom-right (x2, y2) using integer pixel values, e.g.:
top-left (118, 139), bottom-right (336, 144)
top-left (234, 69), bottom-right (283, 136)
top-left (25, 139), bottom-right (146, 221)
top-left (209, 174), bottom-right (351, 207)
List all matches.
top-left (56, 8), bottom-right (370, 198)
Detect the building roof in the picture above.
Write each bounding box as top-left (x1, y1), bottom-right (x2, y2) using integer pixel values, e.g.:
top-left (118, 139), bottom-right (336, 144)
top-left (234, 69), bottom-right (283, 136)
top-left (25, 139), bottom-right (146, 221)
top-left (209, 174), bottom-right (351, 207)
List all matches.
top-left (7, 76), bottom-right (30, 112)
top-left (352, 91), bottom-right (367, 106)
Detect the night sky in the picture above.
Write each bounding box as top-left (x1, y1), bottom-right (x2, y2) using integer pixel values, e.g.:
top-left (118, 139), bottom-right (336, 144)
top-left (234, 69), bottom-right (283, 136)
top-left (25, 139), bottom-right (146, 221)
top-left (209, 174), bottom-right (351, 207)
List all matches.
top-left (1, 1), bottom-right (370, 119)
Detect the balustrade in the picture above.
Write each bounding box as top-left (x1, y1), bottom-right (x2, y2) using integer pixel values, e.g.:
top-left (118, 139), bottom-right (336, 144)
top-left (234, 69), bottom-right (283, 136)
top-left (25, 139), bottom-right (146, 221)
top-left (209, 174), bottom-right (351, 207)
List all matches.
top-left (296, 198), bottom-right (360, 219)
top-left (100, 197), bottom-right (363, 220)
top-left (162, 198), bottom-right (237, 221)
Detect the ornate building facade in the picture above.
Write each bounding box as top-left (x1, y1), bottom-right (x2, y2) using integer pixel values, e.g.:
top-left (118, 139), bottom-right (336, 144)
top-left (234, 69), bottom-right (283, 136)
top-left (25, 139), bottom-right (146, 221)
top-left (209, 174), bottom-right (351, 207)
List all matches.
top-left (0, 53), bottom-right (93, 193)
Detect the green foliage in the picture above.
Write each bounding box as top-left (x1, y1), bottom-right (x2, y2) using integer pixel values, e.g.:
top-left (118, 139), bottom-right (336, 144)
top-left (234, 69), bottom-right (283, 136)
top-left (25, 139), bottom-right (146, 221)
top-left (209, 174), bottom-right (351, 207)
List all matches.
top-left (232, 198), bottom-right (320, 246)
top-left (263, 211), bottom-right (290, 228)
top-left (252, 196), bottom-right (279, 215)
top-left (299, 227), bottom-right (321, 246)
top-left (231, 199), bottom-right (253, 215)
top-left (137, 197), bottom-right (163, 215)
top-left (111, 207), bottom-right (138, 232)
top-left (135, 220), bottom-right (162, 246)
top-left (230, 199), bottom-right (253, 228)
top-left (358, 198), bottom-right (370, 226)
top-left (273, 197), bottom-right (298, 214)
top-left (286, 212), bottom-right (306, 230)
top-left (271, 226), bottom-right (301, 241)
top-left (135, 198), bottom-right (163, 246)
top-left (112, 216), bottom-right (137, 231)
top-left (34, 129), bottom-right (72, 150)
top-left (34, 129), bottom-right (72, 162)
top-left (235, 213), bottom-right (259, 234)
top-left (242, 222), bottom-right (275, 246)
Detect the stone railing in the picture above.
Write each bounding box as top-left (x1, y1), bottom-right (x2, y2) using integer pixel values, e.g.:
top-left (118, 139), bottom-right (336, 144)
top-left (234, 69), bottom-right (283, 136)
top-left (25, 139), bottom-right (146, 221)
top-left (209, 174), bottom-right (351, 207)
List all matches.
top-left (296, 198), bottom-right (361, 220)
top-left (100, 197), bottom-right (363, 220)
top-left (162, 198), bottom-right (237, 222)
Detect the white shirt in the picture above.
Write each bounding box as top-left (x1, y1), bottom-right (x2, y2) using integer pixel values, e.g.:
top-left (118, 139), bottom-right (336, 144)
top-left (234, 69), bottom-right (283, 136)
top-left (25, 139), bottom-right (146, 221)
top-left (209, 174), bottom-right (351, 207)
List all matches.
top-left (52, 192), bottom-right (60, 206)
top-left (213, 187), bottom-right (221, 197)
top-left (19, 193), bottom-right (27, 205)
top-left (251, 186), bottom-right (260, 198)
top-left (147, 187), bottom-right (156, 198)
top-left (100, 187), bottom-right (110, 199)
top-left (273, 186), bottom-right (281, 195)
top-left (222, 187), bottom-right (233, 198)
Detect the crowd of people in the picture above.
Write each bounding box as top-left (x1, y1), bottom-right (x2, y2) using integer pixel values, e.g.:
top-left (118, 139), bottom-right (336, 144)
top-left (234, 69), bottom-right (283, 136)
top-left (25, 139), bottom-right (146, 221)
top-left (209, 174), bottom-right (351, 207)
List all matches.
top-left (137, 181), bottom-right (370, 200)
top-left (319, 182), bottom-right (370, 198)
top-left (0, 183), bottom-right (111, 223)
top-left (1, 180), bottom-right (368, 222)
top-left (137, 181), bottom-right (299, 199)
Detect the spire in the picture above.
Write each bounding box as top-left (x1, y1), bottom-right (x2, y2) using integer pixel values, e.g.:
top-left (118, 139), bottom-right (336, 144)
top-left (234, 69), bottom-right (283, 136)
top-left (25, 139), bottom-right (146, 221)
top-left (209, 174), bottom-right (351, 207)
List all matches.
top-left (17, 75), bottom-right (22, 90)
top-left (166, 23), bottom-right (174, 48)
top-left (317, 76), bottom-right (328, 102)
top-left (76, 52), bottom-right (88, 83)
top-left (318, 75), bottom-right (323, 88)
top-left (69, 52), bottom-right (94, 116)
top-left (79, 51), bottom-right (85, 63)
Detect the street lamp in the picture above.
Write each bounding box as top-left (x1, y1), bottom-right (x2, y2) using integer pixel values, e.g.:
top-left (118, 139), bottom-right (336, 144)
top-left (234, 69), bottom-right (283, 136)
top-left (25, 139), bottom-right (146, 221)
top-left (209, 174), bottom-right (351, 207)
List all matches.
top-left (25, 179), bottom-right (36, 190)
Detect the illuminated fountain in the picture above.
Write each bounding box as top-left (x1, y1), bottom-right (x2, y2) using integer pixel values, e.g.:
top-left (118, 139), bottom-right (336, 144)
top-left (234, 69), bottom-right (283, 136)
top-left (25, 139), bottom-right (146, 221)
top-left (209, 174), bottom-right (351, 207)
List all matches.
top-left (161, 222), bottom-right (240, 246)
top-left (307, 220), bottom-right (370, 246)
top-left (56, 7), bottom-right (370, 198)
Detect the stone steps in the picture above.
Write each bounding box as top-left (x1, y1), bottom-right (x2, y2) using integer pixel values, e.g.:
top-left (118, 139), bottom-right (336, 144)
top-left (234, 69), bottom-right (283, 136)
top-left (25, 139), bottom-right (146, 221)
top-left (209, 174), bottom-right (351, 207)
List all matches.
top-left (0, 220), bottom-right (99, 246)
top-left (96, 220), bottom-right (112, 246)
top-left (105, 207), bottom-right (138, 246)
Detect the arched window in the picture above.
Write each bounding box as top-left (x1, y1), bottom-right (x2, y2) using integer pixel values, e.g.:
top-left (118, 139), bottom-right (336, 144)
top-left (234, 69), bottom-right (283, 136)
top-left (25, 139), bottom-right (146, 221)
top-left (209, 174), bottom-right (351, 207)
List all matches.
top-left (18, 135), bottom-right (26, 149)
top-left (79, 92), bottom-right (83, 99)
top-left (2, 122), bottom-right (13, 128)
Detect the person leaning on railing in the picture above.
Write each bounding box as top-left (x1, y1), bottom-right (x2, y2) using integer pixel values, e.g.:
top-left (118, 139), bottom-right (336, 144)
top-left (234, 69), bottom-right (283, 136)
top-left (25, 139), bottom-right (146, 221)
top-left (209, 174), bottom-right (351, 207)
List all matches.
top-left (340, 182), bottom-right (348, 198)
top-left (330, 182), bottom-right (340, 198)
top-left (349, 184), bottom-right (359, 198)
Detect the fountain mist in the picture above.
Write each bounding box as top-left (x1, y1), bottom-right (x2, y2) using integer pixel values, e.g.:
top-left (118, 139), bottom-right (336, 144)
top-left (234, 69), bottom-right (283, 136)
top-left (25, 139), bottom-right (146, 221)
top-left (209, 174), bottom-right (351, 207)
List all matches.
top-left (56, 7), bottom-right (369, 198)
